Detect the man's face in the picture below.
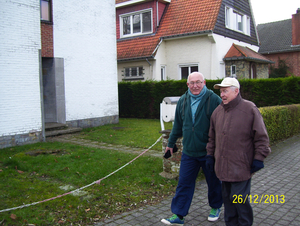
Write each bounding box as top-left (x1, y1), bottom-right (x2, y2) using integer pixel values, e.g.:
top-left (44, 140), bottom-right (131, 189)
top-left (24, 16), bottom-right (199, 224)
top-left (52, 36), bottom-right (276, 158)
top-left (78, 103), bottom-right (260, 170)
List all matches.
top-left (187, 74), bottom-right (206, 95)
top-left (220, 87), bottom-right (239, 104)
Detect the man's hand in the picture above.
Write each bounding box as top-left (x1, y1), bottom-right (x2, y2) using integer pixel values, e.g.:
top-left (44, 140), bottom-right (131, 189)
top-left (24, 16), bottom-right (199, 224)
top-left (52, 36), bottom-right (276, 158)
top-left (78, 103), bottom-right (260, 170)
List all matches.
top-left (163, 145), bottom-right (178, 159)
top-left (251, 159), bottom-right (264, 173)
top-left (166, 147), bottom-right (173, 155)
top-left (163, 147), bottom-right (173, 159)
top-left (206, 155), bottom-right (215, 172)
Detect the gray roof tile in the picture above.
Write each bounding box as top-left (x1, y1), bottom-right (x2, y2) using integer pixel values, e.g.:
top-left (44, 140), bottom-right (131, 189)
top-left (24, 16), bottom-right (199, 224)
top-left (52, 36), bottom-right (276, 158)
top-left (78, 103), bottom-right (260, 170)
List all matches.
top-left (257, 19), bottom-right (293, 54)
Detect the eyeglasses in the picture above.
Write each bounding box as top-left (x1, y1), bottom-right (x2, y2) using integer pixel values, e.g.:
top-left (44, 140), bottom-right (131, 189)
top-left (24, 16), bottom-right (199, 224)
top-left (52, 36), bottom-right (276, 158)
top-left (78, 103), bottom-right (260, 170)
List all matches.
top-left (189, 80), bottom-right (203, 86)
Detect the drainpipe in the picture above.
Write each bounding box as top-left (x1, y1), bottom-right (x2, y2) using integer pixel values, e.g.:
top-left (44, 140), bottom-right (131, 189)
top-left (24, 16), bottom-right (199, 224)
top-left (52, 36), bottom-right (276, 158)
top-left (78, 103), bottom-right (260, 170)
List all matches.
top-left (146, 58), bottom-right (151, 66)
top-left (39, 49), bottom-right (46, 142)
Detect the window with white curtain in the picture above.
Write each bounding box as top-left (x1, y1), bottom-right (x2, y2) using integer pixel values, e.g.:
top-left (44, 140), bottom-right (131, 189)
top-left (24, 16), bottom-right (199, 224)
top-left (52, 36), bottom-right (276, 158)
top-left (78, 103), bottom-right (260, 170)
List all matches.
top-left (225, 6), bottom-right (250, 35)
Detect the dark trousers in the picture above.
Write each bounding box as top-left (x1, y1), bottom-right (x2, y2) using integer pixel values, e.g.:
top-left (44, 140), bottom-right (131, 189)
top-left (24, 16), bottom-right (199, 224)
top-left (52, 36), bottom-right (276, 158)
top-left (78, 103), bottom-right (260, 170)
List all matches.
top-left (171, 153), bottom-right (223, 217)
top-left (222, 179), bottom-right (253, 226)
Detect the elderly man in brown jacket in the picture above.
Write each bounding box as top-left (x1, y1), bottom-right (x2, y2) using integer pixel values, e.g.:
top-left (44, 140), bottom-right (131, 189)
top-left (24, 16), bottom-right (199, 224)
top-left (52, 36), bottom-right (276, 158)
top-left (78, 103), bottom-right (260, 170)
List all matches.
top-left (206, 77), bottom-right (271, 226)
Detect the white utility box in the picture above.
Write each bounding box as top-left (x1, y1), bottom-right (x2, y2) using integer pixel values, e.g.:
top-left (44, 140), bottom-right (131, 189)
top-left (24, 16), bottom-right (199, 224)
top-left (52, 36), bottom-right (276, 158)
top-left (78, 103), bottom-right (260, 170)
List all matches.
top-left (160, 96), bottom-right (180, 131)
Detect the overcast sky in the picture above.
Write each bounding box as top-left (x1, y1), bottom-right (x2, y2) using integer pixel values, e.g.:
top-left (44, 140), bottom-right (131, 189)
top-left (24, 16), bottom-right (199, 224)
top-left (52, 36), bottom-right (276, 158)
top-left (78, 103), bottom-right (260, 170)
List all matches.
top-left (250, 0), bottom-right (299, 24)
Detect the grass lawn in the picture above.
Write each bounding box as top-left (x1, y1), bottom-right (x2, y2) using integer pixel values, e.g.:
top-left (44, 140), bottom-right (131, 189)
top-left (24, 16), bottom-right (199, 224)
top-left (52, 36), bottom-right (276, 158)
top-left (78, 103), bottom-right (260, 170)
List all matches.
top-left (0, 119), bottom-right (179, 225)
top-left (81, 118), bottom-right (173, 150)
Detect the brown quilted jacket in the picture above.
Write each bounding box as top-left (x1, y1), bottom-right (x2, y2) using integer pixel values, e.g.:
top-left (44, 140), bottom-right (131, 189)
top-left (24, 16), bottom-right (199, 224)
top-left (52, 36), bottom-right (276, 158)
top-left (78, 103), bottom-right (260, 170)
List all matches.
top-left (206, 94), bottom-right (271, 182)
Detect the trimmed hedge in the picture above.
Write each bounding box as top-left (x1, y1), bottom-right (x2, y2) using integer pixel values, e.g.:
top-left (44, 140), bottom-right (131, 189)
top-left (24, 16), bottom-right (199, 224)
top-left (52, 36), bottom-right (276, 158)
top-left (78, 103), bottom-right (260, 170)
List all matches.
top-left (118, 77), bottom-right (300, 119)
top-left (259, 104), bottom-right (300, 144)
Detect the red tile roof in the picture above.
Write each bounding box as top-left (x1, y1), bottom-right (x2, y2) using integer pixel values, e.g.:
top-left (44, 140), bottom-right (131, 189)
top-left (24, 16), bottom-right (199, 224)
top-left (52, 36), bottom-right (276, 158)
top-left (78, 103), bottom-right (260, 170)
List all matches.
top-left (117, 0), bottom-right (222, 61)
top-left (117, 35), bottom-right (160, 60)
top-left (224, 44), bottom-right (274, 63)
top-left (157, 0), bottom-right (222, 37)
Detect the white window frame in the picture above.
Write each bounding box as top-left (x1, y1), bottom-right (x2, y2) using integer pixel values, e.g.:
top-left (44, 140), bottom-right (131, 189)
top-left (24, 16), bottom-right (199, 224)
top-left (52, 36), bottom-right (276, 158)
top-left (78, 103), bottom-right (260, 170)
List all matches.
top-left (231, 65), bottom-right (236, 78)
top-left (120, 9), bottom-right (153, 38)
top-left (178, 64), bottom-right (199, 80)
top-left (161, 65), bottom-right (166, 81)
top-left (225, 6), bottom-right (250, 35)
top-left (123, 66), bottom-right (144, 78)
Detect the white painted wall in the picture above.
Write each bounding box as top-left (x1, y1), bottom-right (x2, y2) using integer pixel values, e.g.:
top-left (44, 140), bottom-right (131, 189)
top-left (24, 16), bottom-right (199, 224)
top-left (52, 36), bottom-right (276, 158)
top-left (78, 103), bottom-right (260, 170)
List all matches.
top-left (212, 34), bottom-right (259, 79)
top-left (153, 41), bottom-right (166, 80)
top-left (164, 36), bottom-right (213, 80)
top-left (0, 0), bottom-right (42, 136)
top-left (52, 0), bottom-right (118, 121)
top-left (155, 34), bottom-right (259, 81)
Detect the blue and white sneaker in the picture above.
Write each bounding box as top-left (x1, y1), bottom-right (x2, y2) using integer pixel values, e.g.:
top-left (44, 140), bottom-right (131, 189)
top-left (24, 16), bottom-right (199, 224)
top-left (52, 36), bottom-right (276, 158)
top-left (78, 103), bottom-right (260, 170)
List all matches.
top-left (208, 208), bottom-right (221, 221)
top-left (161, 214), bottom-right (184, 225)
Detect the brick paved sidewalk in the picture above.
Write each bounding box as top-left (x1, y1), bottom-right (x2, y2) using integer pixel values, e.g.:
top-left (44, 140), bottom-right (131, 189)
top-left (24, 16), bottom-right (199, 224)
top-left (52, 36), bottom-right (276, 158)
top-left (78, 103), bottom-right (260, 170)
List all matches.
top-left (50, 134), bottom-right (300, 225)
top-left (93, 134), bottom-right (300, 226)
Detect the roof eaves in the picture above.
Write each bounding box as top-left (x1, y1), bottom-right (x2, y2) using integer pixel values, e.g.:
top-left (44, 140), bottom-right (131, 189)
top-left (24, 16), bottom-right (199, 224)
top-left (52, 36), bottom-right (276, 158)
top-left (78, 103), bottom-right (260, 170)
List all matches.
top-left (223, 56), bottom-right (274, 64)
top-left (116, 0), bottom-right (170, 8)
top-left (259, 46), bottom-right (300, 55)
top-left (117, 55), bottom-right (155, 62)
top-left (248, 0), bottom-right (260, 46)
top-left (161, 30), bottom-right (213, 40)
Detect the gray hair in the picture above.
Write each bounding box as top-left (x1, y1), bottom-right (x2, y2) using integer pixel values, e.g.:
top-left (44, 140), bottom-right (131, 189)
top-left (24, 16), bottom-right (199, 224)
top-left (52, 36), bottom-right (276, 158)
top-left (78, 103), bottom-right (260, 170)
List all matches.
top-left (187, 72), bottom-right (205, 82)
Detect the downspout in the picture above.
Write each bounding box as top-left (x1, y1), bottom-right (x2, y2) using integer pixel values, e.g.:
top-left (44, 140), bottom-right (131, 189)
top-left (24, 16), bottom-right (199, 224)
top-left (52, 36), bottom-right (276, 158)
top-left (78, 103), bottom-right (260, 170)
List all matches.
top-left (39, 49), bottom-right (46, 142)
top-left (146, 58), bottom-right (151, 66)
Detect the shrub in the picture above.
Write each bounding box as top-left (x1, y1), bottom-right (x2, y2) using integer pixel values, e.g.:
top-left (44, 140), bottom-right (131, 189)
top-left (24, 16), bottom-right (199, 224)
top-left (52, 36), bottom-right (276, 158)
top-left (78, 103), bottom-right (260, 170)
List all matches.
top-left (259, 104), bottom-right (300, 144)
top-left (118, 77), bottom-right (300, 119)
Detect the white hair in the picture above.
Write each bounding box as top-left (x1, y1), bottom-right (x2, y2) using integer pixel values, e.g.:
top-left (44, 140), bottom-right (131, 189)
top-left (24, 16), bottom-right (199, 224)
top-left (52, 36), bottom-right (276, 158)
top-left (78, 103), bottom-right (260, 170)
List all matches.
top-left (187, 72), bottom-right (205, 82)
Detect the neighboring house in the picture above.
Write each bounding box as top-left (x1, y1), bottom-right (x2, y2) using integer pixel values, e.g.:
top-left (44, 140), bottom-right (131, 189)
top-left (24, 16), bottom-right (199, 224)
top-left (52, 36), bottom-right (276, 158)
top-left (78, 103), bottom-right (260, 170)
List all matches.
top-left (0, 0), bottom-right (118, 148)
top-left (116, 0), bottom-right (271, 81)
top-left (257, 9), bottom-right (300, 77)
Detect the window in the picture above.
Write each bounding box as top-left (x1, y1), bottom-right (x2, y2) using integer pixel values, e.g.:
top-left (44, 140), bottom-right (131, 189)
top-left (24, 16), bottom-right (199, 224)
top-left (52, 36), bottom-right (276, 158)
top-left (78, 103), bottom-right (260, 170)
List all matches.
top-left (225, 6), bottom-right (250, 35)
top-left (246, 16), bottom-right (250, 35)
top-left (120, 9), bottom-right (152, 38)
top-left (180, 65), bottom-right (198, 80)
top-left (231, 65), bottom-right (236, 77)
top-left (161, 66), bottom-right (166, 81)
top-left (225, 7), bottom-right (229, 27)
top-left (124, 66), bottom-right (144, 77)
top-left (236, 12), bottom-right (243, 32)
top-left (41, 0), bottom-right (51, 21)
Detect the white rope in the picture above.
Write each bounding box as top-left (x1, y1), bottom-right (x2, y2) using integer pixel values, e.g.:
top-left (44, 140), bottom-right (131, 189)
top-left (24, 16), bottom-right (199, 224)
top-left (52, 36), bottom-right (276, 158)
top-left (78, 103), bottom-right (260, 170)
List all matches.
top-left (0, 135), bottom-right (162, 213)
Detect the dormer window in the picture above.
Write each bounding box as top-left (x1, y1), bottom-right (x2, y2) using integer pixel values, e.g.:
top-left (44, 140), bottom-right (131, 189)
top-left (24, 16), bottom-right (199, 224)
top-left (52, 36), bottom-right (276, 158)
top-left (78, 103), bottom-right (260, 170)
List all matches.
top-left (120, 9), bottom-right (152, 38)
top-left (225, 6), bottom-right (250, 35)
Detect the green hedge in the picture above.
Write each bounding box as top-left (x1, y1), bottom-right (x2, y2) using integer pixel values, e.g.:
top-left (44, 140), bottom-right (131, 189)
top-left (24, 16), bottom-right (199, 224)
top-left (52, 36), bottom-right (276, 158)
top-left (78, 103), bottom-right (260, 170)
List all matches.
top-left (259, 104), bottom-right (300, 144)
top-left (119, 77), bottom-right (300, 119)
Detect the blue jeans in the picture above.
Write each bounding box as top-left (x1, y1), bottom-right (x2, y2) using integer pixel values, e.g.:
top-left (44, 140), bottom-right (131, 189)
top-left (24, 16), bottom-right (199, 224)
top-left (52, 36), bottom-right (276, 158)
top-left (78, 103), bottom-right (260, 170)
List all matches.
top-left (171, 153), bottom-right (223, 216)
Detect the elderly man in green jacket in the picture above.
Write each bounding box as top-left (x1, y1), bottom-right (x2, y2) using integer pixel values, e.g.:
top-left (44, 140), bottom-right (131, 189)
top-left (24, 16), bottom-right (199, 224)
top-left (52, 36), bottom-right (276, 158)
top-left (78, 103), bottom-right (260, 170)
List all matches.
top-left (206, 77), bottom-right (271, 226)
top-left (161, 72), bottom-right (223, 225)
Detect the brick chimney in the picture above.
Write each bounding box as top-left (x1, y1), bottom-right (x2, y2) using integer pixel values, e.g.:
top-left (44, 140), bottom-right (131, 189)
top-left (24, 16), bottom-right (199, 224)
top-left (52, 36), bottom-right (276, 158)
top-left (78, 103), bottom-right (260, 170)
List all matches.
top-left (292, 8), bottom-right (300, 46)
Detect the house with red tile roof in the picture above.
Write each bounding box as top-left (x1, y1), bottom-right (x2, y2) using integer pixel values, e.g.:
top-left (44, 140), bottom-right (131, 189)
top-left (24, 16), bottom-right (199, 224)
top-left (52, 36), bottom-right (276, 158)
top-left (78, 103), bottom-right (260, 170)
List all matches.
top-left (116, 0), bottom-right (272, 81)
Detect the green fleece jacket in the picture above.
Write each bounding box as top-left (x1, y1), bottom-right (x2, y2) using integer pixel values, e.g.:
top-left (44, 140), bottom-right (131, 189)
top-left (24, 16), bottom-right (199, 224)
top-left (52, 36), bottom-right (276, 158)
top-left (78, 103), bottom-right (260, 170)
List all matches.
top-left (168, 89), bottom-right (221, 157)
